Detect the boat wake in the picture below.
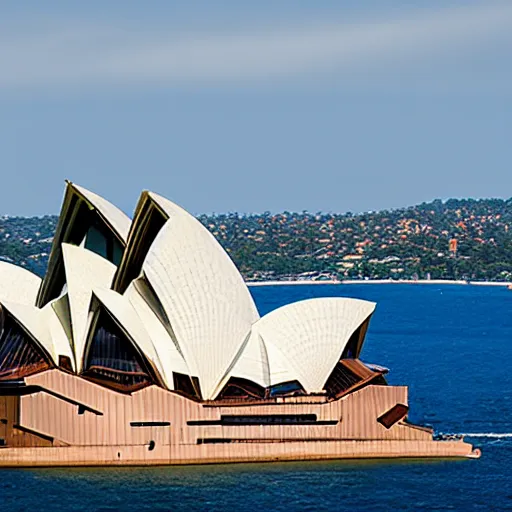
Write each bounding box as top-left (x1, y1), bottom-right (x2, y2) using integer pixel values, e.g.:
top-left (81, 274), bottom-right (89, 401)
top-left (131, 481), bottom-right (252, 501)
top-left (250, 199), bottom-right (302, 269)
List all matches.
top-left (460, 433), bottom-right (512, 438)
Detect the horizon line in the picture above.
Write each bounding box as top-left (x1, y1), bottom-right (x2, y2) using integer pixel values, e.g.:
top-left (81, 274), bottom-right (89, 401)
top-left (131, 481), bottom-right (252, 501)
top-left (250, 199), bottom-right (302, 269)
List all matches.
top-left (2, 195), bottom-right (511, 220)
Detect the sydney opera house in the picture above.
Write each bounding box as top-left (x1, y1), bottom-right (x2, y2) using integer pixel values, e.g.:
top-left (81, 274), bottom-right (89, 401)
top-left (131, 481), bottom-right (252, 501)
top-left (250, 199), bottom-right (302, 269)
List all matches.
top-left (0, 182), bottom-right (478, 466)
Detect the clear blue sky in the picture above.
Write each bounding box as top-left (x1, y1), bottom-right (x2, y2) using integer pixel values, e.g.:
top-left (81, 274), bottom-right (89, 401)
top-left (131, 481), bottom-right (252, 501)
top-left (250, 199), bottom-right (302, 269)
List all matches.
top-left (1, 1), bottom-right (511, 217)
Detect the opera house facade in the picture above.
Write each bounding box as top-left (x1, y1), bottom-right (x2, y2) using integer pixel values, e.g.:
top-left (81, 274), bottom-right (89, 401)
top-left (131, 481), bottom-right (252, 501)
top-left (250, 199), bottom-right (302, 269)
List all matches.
top-left (0, 183), bottom-right (478, 466)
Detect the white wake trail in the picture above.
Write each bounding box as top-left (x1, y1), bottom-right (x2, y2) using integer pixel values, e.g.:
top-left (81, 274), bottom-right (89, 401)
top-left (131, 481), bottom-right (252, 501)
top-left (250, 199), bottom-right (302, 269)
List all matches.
top-left (460, 433), bottom-right (512, 438)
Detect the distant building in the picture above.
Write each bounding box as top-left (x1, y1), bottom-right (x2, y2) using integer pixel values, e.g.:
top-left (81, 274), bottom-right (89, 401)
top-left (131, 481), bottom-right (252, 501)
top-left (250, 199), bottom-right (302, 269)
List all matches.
top-left (342, 254), bottom-right (363, 261)
top-left (449, 238), bottom-right (458, 256)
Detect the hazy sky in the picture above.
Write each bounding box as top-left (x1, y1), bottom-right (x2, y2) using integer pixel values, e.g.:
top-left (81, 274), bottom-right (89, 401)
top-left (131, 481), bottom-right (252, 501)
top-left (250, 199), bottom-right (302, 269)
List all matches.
top-left (1, 1), bottom-right (511, 217)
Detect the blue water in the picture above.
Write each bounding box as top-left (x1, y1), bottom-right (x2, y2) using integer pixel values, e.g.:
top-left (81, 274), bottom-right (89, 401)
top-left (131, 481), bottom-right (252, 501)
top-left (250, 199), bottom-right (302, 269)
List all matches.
top-left (2, 284), bottom-right (512, 511)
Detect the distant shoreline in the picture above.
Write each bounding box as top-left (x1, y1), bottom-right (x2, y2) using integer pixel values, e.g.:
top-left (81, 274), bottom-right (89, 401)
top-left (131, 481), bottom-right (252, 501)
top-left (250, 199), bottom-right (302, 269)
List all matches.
top-left (246, 279), bottom-right (512, 287)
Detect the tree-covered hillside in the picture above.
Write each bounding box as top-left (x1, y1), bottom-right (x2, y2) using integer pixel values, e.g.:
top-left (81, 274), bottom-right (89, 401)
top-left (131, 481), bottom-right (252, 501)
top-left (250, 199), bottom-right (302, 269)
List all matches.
top-left (2, 198), bottom-right (512, 282)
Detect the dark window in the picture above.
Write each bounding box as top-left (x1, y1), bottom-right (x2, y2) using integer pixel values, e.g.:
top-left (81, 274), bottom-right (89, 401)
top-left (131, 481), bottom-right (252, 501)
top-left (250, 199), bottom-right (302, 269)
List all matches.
top-left (342, 326), bottom-right (362, 359)
top-left (197, 438), bottom-right (232, 445)
top-left (85, 224), bottom-right (108, 259)
top-left (112, 239), bottom-right (124, 267)
top-left (82, 309), bottom-right (155, 392)
top-left (323, 361), bottom-right (361, 398)
top-left (188, 414), bottom-right (338, 426)
top-left (269, 380), bottom-right (305, 397)
top-left (173, 372), bottom-right (202, 400)
top-left (341, 317), bottom-right (371, 359)
top-left (217, 377), bottom-right (266, 400)
top-left (40, 201), bottom-right (125, 306)
top-left (85, 221), bottom-right (124, 266)
top-left (59, 355), bottom-right (73, 372)
top-left (0, 311), bottom-right (51, 381)
top-left (196, 438), bottom-right (343, 445)
top-left (130, 421), bottom-right (170, 427)
top-left (221, 414), bottom-right (318, 425)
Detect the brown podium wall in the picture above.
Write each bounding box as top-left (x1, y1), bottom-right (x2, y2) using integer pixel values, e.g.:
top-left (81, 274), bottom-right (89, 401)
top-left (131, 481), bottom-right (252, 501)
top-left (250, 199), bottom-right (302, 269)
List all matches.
top-left (0, 369), bottom-right (476, 466)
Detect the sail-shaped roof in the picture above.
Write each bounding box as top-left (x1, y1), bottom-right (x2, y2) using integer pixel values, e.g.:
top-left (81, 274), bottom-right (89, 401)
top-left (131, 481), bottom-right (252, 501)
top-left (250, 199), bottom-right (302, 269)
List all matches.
top-left (0, 182), bottom-right (382, 402)
top-left (37, 182), bottom-right (130, 307)
top-left (224, 297), bottom-right (376, 395)
top-left (113, 191), bottom-right (190, 293)
top-left (42, 298), bottom-right (76, 371)
top-left (88, 288), bottom-right (168, 388)
top-left (124, 278), bottom-right (190, 384)
top-left (143, 212), bottom-right (260, 400)
top-left (0, 262), bottom-right (41, 307)
top-left (72, 184), bottom-right (131, 242)
top-left (62, 244), bottom-right (117, 372)
top-left (222, 332), bottom-right (271, 390)
top-left (0, 301), bottom-right (56, 366)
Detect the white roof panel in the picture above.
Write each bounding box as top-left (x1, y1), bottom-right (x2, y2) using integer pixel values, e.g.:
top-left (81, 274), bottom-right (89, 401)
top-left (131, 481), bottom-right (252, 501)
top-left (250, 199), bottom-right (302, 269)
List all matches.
top-left (62, 244), bottom-right (117, 372)
top-left (147, 192), bottom-right (190, 218)
top-left (220, 332), bottom-right (270, 390)
top-left (143, 212), bottom-right (259, 400)
top-left (0, 300), bottom-right (56, 365)
top-left (42, 297), bottom-right (76, 371)
top-left (74, 184), bottom-right (131, 242)
top-left (0, 262), bottom-right (41, 307)
top-left (244, 297), bottom-right (376, 393)
top-left (124, 280), bottom-right (190, 381)
top-left (91, 287), bottom-right (169, 388)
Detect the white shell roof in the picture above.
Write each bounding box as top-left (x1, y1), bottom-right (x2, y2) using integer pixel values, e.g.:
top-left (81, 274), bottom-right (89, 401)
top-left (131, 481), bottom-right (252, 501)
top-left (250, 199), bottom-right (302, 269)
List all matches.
top-left (38, 183), bottom-right (131, 308)
top-left (50, 293), bottom-right (73, 344)
top-left (219, 332), bottom-right (271, 390)
top-left (111, 191), bottom-right (192, 293)
top-left (262, 337), bottom-right (299, 386)
top-left (91, 288), bottom-right (169, 388)
top-left (143, 211), bottom-right (260, 400)
top-left (0, 186), bottom-right (381, 401)
top-left (73, 184), bottom-right (131, 242)
top-left (42, 298), bottom-right (76, 370)
top-left (62, 244), bottom-right (117, 372)
top-left (147, 192), bottom-right (191, 218)
top-left (0, 262), bottom-right (41, 307)
top-left (0, 301), bottom-right (56, 366)
top-left (228, 297), bottom-right (376, 394)
top-left (124, 279), bottom-right (190, 382)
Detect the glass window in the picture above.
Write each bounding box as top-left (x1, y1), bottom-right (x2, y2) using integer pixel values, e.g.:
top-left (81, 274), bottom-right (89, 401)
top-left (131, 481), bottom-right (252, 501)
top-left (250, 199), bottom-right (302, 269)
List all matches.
top-left (112, 238), bottom-right (123, 266)
top-left (269, 380), bottom-right (305, 397)
top-left (85, 225), bottom-right (108, 259)
top-left (83, 310), bottom-right (154, 391)
top-left (0, 312), bottom-right (50, 380)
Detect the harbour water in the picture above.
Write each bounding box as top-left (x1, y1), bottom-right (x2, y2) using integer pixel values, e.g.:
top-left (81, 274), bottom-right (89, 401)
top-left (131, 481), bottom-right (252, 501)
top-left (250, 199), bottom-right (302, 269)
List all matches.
top-left (2, 284), bottom-right (512, 511)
